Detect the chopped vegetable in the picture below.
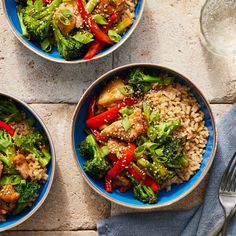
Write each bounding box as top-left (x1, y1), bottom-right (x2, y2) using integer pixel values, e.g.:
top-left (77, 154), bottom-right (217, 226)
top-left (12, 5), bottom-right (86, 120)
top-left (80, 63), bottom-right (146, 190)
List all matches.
top-left (106, 143), bottom-right (135, 180)
top-left (108, 29), bottom-right (121, 43)
top-left (128, 68), bottom-right (174, 92)
top-left (0, 100), bottom-right (22, 123)
top-left (85, 0), bottom-right (99, 13)
top-left (73, 31), bottom-right (94, 44)
top-left (80, 134), bottom-right (111, 178)
top-left (86, 98), bottom-right (136, 129)
top-left (40, 38), bottom-right (52, 52)
top-left (13, 181), bottom-right (41, 215)
top-left (0, 130), bottom-right (12, 153)
top-left (93, 14), bottom-right (108, 25)
top-left (52, 20), bottom-right (83, 60)
top-left (77, 0), bottom-right (113, 44)
top-left (84, 13), bottom-right (118, 59)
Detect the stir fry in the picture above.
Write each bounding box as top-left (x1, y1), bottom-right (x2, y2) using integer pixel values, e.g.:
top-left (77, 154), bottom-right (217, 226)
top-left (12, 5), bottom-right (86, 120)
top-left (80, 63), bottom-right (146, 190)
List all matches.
top-left (0, 99), bottom-right (51, 216)
top-left (78, 68), bottom-right (207, 204)
top-left (16, 0), bottom-right (137, 60)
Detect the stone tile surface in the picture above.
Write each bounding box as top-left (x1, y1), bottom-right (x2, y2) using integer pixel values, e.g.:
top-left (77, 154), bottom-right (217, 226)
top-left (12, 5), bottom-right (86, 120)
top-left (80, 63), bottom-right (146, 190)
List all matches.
top-left (113, 0), bottom-right (236, 104)
top-left (111, 104), bottom-right (232, 215)
top-left (13, 104), bottom-right (110, 231)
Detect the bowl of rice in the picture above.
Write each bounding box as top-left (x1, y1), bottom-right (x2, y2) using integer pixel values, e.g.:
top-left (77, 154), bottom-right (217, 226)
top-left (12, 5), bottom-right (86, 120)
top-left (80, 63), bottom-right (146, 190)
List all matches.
top-left (0, 93), bottom-right (55, 231)
top-left (72, 63), bottom-right (217, 209)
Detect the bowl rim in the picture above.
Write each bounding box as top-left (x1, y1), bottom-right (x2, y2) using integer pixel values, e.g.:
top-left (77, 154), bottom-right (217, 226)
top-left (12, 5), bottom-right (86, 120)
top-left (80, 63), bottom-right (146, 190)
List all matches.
top-left (71, 63), bottom-right (217, 209)
top-left (1, 0), bottom-right (146, 64)
top-left (0, 92), bottom-right (56, 231)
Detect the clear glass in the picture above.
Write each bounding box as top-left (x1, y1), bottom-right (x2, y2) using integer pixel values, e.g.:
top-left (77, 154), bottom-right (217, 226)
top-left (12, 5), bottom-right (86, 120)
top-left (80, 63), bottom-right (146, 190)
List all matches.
top-left (200, 0), bottom-right (236, 56)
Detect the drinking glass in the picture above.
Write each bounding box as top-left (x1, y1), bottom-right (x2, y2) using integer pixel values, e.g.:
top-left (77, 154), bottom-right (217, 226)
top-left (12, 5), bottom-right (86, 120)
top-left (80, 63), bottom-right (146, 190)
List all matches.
top-left (200, 0), bottom-right (236, 56)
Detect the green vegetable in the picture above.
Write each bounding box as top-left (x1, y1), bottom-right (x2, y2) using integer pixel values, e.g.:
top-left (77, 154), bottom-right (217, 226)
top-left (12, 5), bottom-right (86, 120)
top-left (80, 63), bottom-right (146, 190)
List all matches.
top-left (0, 130), bottom-right (12, 154)
top-left (128, 68), bottom-right (174, 92)
top-left (108, 30), bottom-right (121, 43)
top-left (0, 175), bottom-right (23, 186)
top-left (79, 134), bottom-right (111, 178)
top-left (150, 110), bottom-right (160, 123)
top-left (55, 8), bottom-right (73, 26)
top-left (147, 119), bottom-right (180, 143)
top-left (0, 146), bottom-right (16, 166)
top-left (3, 165), bottom-right (19, 175)
top-left (118, 85), bottom-right (134, 95)
top-left (13, 181), bottom-right (41, 215)
top-left (52, 20), bottom-right (83, 60)
top-left (14, 131), bottom-right (51, 168)
top-left (137, 158), bottom-right (175, 183)
top-left (127, 174), bottom-right (157, 204)
top-left (40, 38), bottom-right (52, 52)
top-left (92, 14), bottom-right (108, 25)
top-left (23, 0), bottom-right (61, 41)
top-left (34, 0), bottom-right (43, 12)
top-left (134, 142), bottom-right (158, 158)
top-left (85, 0), bottom-right (99, 13)
top-left (162, 138), bottom-right (188, 168)
top-left (73, 31), bottom-right (94, 44)
top-left (17, 7), bottom-right (30, 40)
top-left (119, 106), bottom-right (133, 116)
top-left (0, 100), bottom-right (22, 123)
top-left (122, 115), bottom-right (131, 132)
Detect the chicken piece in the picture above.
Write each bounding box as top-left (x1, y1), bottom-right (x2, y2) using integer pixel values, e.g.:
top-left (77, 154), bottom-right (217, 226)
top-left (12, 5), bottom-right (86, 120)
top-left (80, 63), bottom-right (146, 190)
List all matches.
top-left (0, 161), bottom-right (3, 179)
top-left (96, 0), bottom-right (125, 16)
top-left (13, 154), bottom-right (29, 179)
top-left (55, 2), bottom-right (83, 35)
top-left (112, 175), bottom-right (131, 193)
top-left (97, 77), bottom-right (126, 107)
top-left (101, 110), bottom-right (148, 142)
top-left (0, 185), bottom-right (20, 203)
top-left (107, 138), bottom-right (128, 155)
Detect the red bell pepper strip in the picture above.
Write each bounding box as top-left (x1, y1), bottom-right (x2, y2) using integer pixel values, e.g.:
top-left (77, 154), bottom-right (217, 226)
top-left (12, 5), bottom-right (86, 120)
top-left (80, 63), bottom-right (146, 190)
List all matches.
top-left (0, 121), bottom-right (15, 137)
top-left (87, 95), bottom-right (96, 119)
top-left (77, 0), bottom-right (113, 45)
top-left (106, 144), bottom-right (136, 179)
top-left (127, 166), bottom-right (159, 192)
top-left (105, 177), bottom-right (113, 193)
top-left (87, 96), bottom-right (106, 142)
top-left (84, 13), bottom-right (118, 60)
top-left (86, 97), bottom-right (136, 129)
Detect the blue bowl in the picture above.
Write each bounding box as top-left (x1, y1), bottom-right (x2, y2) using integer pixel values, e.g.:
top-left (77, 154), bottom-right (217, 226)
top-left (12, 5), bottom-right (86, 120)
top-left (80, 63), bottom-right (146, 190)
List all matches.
top-left (0, 93), bottom-right (55, 231)
top-left (2, 0), bottom-right (145, 63)
top-left (72, 64), bottom-right (217, 209)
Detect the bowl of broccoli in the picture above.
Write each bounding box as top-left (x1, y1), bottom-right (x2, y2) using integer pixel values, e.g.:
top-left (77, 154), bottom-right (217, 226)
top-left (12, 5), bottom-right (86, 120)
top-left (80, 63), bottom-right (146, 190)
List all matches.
top-left (2, 0), bottom-right (145, 63)
top-left (72, 63), bottom-right (217, 209)
top-left (0, 92), bottom-right (55, 231)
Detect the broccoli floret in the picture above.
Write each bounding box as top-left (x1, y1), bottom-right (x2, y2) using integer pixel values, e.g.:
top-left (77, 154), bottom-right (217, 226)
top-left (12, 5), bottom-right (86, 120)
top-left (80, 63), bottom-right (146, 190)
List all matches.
top-left (0, 146), bottom-right (16, 166)
top-left (133, 183), bottom-right (157, 204)
top-left (17, 6), bottom-right (30, 40)
top-left (23, 0), bottom-right (61, 41)
top-left (128, 68), bottom-right (174, 92)
top-left (127, 174), bottom-right (157, 204)
top-left (52, 20), bottom-right (83, 60)
top-left (137, 158), bottom-right (175, 183)
top-left (162, 138), bottom-right (188, 168)
top-left (80, 135), bottom-right (110, 179)
top-left (0, 99), bottom-right (22, 123)
top-left (13, 181), bottom-right (41, 215)
top-left (0, 130), bottom-right (12, 154)
top-left (147, 119), bottom-right (180, 143)
top-left (14, 131), bottom-right (51, 168)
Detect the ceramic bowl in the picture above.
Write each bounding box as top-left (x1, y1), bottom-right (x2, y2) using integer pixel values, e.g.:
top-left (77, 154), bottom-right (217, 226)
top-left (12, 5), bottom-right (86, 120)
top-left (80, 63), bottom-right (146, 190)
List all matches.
top-left (72, 64), bottom-right (217, 209)
top-left (2, 0), bottom-right (145, 63)
top-left (0, 93), bottom-right (55, 231)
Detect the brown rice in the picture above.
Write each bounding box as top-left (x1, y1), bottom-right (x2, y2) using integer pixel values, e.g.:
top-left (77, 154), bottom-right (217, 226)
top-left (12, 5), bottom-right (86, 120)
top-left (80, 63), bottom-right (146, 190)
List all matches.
top-left (144, 83), bottom-right (209, 189)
